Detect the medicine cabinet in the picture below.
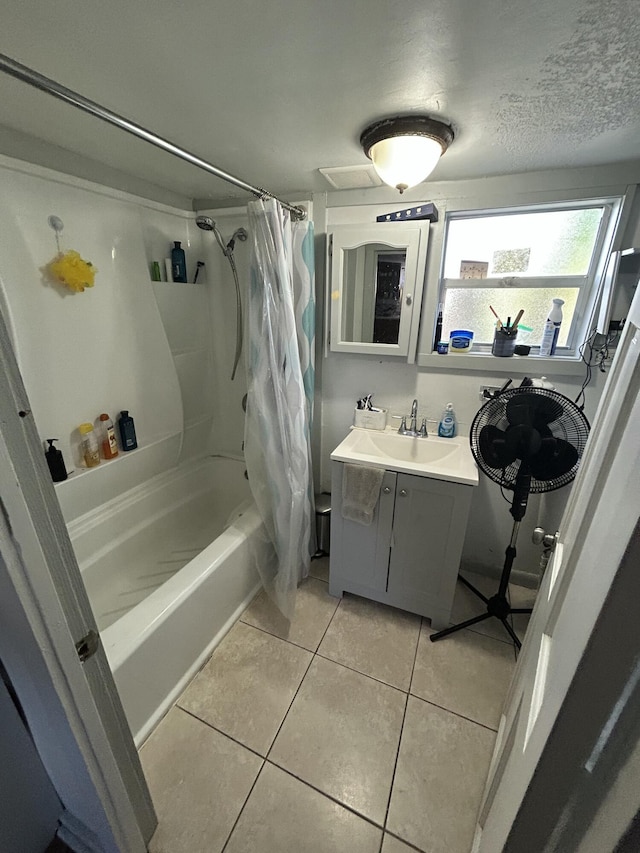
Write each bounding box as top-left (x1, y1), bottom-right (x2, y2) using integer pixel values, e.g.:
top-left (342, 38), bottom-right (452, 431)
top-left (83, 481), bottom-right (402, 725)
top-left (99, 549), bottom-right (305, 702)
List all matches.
top-left (327, 223), bottom-right (430, 360)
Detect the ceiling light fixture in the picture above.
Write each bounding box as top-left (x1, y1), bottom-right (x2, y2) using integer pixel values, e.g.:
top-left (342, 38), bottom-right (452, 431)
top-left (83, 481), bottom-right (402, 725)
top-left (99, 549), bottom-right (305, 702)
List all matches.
top-left (360, 115), bottom-right (454, 194)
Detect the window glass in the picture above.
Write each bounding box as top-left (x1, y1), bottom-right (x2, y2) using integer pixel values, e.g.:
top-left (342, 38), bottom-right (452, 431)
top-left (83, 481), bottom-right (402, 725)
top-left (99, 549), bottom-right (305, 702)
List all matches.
top-left (444, 208), bottom-right (604, 279)
top-left (442, 287), bottom-right (580, 346)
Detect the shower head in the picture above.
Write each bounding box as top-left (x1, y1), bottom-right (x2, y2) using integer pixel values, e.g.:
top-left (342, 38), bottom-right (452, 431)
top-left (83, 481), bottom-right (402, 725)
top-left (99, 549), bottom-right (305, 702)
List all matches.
top-left (195, 215), bottom-right (214, 231)
top-left (195, 215), bottom-right (227, 254)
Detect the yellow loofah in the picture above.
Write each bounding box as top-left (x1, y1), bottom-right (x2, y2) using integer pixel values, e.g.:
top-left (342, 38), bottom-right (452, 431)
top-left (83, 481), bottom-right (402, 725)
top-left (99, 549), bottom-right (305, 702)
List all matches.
top-left (47, 250), bottom-right (97, 293)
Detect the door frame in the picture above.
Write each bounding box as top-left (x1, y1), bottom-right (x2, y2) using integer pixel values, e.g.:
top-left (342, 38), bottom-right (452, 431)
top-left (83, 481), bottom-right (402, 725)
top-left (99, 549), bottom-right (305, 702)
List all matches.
top-left (475, 298), bottom-right (640, 851)
top-left (0, 309), bottom-right (155, 852)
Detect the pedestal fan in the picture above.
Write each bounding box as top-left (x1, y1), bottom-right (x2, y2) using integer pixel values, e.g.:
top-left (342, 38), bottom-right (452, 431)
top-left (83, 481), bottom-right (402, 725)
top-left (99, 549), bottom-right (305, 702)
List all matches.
top-left (430, 385), bottom-right (590, 649)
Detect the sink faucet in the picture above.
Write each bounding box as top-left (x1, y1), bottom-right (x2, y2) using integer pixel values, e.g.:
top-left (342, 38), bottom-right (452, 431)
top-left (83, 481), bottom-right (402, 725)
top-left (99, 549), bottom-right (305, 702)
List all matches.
top-left (410, 399), bottom-right (418, 433)
top-left (398, 399), bottom-right (428, 437)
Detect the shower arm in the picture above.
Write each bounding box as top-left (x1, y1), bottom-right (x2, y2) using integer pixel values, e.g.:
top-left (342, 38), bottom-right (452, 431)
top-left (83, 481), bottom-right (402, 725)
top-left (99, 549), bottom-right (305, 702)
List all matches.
top-left (0, 52), bottom-right (307, 222)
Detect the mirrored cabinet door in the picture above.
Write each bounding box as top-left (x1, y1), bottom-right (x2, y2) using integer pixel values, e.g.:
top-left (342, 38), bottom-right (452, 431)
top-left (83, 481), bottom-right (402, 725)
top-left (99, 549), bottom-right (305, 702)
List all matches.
top-left (328, 223), bottom-right (429, 357)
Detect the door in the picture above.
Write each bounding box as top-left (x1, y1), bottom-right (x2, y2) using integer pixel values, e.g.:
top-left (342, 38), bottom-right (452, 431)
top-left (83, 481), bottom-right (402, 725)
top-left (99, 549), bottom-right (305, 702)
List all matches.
top-left (0, 309), bottom-right (156, 852)
top-left (475, 294), bottom-right (640, 851)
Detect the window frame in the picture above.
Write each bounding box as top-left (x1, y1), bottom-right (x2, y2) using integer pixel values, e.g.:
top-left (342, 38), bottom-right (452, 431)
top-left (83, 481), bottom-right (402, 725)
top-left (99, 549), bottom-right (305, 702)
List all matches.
top-left (436, 197), bottom-right (623, 357)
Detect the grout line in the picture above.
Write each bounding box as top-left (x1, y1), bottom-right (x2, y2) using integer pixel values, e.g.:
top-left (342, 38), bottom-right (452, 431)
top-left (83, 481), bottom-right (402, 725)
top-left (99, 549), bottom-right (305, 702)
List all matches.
top-left (220, 757), bottom-right (266, 853)
top-left (237, 617), bottom-right (319, 654)
top-left (264, 591), bottom-right (343, 761)
top-left (383, 829), bottom-right (430, 853)
top-left (175, 706), bottom-right (267, 760)
top-left (266, 758), bottom-right (387, 832)
top-left (407, 693), bottom-right (500, 734)
top-left (408, 617), bottom-right (424, 697)
top-left (264, 652), bottom-right (316, 760)
top-left (314, 651), bottom-right (409, 695)
top-left (382, 620), bottom-right (422, 832)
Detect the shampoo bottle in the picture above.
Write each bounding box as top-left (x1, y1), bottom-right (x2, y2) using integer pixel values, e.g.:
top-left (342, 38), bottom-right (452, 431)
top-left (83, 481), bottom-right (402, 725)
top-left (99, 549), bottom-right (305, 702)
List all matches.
top-left (99, 413), bottom-right (119, 459)
top-left (118, 411), bottom-right (138, 451)
top-left (539, 298), bottom-right (564, 356)
top-left (45, 439), bottom-right (68, 482)
top-left (171, 241), bottom-right (187, 282)
top-left (438, 403), bottom-right (457, 438)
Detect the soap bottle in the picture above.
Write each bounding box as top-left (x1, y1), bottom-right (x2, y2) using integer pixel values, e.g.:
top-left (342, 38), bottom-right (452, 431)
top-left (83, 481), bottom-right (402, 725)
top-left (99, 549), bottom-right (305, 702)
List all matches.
top-left (79, 423), bottom-right (100, 467)
top-left (433, 303), bottom-right (443, 352)
top-left (171, 241), bottom-right (187, 283)
top-left (438, 403), bottom-right (457, 438)
top-left (44, 439), bottom-right (68, 482)
top-left (99, 413), bottom-right (119, 459)
top-left (118, 410), bottom-right (138, 451)
top-left (539, 299), bottom-right (564, 356)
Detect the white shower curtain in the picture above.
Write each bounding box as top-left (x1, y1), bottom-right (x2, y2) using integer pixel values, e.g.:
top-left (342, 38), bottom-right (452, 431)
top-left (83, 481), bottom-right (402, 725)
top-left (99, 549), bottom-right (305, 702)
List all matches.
top-left (244, 198), bottom-right (315, 620)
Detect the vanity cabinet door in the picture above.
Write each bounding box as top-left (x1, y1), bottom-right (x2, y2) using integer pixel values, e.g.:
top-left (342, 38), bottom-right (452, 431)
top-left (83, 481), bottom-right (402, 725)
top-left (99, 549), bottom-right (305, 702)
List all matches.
top-left (387, 473), bottom-right (473, 629)
top-left (329, 463), bottom-right (396, 598)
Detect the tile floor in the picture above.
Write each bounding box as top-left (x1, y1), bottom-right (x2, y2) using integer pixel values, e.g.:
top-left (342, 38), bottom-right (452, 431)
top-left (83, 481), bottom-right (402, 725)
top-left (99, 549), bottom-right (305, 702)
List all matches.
top-left (140, 561), bottom-right (536, 853)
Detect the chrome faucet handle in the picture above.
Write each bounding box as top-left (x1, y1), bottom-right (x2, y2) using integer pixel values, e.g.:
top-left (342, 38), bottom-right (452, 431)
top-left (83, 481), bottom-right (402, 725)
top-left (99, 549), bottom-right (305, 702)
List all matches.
top-left (398, 416), bottom-right (408, 434)
top-left (420, 418), bottom-right (428, 437)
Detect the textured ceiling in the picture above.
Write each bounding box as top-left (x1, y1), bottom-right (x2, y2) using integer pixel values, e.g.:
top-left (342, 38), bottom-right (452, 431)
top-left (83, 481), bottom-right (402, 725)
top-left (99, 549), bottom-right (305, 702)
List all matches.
top-left (1, 0), bottom-right (639, 204)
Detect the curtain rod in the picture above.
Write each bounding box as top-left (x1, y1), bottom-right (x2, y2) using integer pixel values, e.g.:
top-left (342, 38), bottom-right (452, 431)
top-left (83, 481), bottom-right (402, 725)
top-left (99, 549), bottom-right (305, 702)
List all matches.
top-left (0, 53), bottom-right (307, 221)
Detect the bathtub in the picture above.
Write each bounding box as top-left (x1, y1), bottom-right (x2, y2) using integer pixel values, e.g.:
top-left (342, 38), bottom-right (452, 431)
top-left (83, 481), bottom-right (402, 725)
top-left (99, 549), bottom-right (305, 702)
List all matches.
top-left (68, 455), bottom-right (270, 745)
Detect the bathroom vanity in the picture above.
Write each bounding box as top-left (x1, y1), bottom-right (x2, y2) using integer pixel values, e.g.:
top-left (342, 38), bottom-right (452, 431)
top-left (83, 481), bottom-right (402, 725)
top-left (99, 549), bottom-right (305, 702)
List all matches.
top-left (329, 428), bottom-right (478, 629)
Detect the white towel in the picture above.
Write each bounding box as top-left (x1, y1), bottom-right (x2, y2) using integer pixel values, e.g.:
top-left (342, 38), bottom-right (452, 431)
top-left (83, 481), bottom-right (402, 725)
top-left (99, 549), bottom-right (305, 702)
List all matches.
top-left (341, 463), bottom-right (385, 526)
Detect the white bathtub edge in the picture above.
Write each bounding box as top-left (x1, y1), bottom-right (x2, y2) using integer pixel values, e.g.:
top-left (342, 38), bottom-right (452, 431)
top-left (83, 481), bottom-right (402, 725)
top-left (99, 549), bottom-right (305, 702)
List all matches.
top-left (134, 577), bottom-right (262, 747)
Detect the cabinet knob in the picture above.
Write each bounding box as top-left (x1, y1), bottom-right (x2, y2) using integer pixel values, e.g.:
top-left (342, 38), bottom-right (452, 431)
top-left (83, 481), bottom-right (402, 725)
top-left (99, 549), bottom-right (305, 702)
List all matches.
top-left (405, 294), bottom-right (413, 305)
top-left (383, 486), bottom-right (392, 494)
top-left (399, 489), bottom-right (408, 497)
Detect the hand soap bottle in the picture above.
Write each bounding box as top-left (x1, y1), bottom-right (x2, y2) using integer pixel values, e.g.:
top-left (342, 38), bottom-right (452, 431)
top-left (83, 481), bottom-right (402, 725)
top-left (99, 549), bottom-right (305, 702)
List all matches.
top-left (438, 403), bottom-right (457, 438)
top-left (45, 439), bottom-right (68, 482)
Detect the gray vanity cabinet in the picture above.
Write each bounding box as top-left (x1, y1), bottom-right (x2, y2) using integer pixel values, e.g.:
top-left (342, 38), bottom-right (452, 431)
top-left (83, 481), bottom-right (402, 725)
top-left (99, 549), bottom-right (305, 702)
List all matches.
top-left (329, 461), bottom-right (474, 629)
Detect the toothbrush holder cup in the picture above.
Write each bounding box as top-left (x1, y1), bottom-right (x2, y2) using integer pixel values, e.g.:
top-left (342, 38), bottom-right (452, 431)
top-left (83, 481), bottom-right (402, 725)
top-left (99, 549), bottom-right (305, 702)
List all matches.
top-left (492, 327), bottom-right (518, 357)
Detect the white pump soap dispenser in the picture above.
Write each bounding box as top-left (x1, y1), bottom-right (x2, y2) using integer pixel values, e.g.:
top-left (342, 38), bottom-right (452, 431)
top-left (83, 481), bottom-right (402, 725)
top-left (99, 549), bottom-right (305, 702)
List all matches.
top-left (438, 403), bottom-right (457, 438)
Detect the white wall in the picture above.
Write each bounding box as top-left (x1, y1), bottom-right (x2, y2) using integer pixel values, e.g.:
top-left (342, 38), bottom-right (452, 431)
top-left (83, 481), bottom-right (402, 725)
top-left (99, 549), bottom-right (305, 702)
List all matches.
top-left (0, 155), bottom-right (218, 522)
top-left (317, 163), bottom-right (639, 581)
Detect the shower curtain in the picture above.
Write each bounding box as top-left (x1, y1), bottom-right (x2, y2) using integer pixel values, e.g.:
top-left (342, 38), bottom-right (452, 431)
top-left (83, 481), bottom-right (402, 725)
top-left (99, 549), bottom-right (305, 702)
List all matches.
top-left (244, 198), bottom-right (316, 620)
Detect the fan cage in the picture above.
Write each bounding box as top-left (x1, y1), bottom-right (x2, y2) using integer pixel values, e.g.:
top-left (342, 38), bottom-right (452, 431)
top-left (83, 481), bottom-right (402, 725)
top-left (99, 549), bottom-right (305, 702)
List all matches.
top-left (470, 387), bottom-right (591, 493)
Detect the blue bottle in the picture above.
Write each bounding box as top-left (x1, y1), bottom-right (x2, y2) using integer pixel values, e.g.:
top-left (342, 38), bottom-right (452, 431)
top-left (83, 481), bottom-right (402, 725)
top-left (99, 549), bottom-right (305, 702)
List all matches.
top-left (171, 241), bottom-right (187, 282)
top-left (438, 403), bottom-right (457, 438)
top-left (118, 411), bottom-right (138, 451)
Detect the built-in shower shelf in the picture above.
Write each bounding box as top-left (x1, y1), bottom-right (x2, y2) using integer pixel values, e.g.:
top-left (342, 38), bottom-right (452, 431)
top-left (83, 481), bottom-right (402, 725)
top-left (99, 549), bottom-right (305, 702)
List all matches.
top-left (55, 444), bottom-right (140, 486)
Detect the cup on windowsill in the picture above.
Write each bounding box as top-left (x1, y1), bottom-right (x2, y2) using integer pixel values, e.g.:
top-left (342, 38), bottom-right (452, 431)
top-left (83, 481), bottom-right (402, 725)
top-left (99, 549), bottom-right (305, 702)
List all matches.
top-left (492, 327), bottom-right (518, 357)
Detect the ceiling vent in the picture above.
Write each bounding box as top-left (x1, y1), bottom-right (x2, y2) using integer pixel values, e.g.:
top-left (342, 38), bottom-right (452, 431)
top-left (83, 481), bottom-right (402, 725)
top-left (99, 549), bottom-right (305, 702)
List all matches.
top-left (319, 165), bottom-right (384, 190)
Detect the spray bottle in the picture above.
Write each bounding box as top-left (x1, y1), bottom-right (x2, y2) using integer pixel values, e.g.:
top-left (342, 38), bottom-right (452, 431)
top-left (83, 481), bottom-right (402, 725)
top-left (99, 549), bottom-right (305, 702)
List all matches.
top-left (539, 299), bottom-right (564, 356)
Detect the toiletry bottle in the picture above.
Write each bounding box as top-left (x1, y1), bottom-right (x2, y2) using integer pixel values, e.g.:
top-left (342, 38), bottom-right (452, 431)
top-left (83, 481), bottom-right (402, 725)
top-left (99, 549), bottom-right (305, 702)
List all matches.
top-left (433, 303), bottom-right (443, 352)
top-left (44, 439), bottom-right (68, 482)
top-left (99, 413), bottom-right (119, 459)
top-left (539, 299), bottom-right (564, 356)
top-left (118, 410), bottom-right (138, 451)
top-left (438, 403), bottom-right (457, 438)
top-left (171, 241), bottom-right (187, 282)
top-left (79, 423), bottom-right (100, 467)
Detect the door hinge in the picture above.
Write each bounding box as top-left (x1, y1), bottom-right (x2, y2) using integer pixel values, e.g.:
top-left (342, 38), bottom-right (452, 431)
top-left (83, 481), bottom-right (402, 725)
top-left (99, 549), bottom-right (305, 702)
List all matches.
top-left (75, 629), bottom-right (100, 663)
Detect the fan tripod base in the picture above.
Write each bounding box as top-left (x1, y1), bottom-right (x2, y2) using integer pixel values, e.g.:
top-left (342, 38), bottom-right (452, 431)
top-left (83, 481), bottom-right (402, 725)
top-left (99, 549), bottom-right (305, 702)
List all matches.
top-left (430, 575), bottom-right (532, 649)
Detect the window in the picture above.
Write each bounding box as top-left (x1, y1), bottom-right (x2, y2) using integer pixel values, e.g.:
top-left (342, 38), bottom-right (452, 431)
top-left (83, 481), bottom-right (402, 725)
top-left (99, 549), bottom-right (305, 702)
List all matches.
top-left (438, 200), bottom-right (621, 355)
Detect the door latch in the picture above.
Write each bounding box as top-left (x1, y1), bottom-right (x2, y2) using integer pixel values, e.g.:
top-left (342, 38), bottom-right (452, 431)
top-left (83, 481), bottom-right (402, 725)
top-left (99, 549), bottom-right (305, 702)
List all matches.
top-left (75, 629), bottom-right (100, 663)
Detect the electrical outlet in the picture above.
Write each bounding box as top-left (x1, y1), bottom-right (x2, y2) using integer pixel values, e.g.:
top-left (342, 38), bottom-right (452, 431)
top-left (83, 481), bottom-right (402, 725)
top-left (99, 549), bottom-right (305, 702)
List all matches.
top-left (479, 385), bottom-right (502, 401)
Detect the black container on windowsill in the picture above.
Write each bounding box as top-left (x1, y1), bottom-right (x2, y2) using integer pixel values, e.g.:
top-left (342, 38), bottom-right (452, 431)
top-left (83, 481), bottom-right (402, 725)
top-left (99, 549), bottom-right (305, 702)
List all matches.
top-left (492, 327), bottom-right (518, 357)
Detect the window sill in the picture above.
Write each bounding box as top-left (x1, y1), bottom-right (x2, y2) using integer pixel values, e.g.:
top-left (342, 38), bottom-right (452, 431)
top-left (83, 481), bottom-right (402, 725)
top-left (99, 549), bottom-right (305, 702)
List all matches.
top-left (417, 351), bottom-right (586, 376)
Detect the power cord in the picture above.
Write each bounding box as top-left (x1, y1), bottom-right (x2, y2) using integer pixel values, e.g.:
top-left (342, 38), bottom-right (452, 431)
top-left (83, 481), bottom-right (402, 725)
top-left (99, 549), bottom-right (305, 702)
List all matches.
top-left (574, 327), bottom-right (620, 411)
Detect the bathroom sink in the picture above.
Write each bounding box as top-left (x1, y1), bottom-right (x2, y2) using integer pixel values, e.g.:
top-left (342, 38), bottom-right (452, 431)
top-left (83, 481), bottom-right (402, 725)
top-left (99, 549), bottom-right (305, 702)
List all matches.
top-left (331, 427), bottom-right (479, 486)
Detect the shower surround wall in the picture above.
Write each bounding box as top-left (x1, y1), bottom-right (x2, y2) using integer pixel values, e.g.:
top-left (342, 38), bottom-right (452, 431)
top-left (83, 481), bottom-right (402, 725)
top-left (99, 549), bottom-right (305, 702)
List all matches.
top-left (0, 155), bottom-right (268, 742)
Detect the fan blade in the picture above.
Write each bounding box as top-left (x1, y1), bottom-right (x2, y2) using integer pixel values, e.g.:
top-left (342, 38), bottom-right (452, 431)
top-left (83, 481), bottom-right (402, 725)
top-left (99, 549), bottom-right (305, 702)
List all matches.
top-left (479, 424), bottom-right (519, 468)
top-left (506, 393), bottom-right (563, 428)
top-left (529, 437), bottom-right (579, 480)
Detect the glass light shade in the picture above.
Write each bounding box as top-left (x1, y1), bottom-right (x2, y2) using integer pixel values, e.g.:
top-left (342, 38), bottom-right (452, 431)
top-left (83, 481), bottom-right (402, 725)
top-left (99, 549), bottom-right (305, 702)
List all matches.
top-left (369, 135), bottom-right (444, 193)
